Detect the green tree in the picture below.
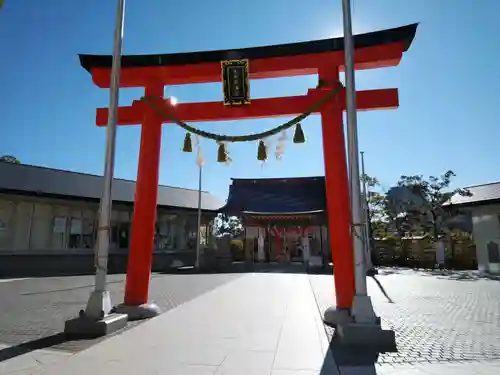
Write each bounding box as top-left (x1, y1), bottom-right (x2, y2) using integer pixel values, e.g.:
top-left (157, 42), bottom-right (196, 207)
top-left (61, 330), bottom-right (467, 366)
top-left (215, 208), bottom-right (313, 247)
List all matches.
top-left (0, 155), bottom-right (20, 164)
top-left (214, 214), bottom-right (243, 237)
top-left (390, 170), bottom-right (471, 241)
top-left (361, 174), bottom-right (394, 266)
top-left (363, 171), bottom-right (472, 265)
top-left (361, 174), bottom-right (390, 235)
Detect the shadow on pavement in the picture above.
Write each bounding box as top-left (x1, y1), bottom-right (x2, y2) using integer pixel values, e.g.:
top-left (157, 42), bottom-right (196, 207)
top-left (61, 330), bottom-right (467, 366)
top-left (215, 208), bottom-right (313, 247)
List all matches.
top-left (370, 275), bottom-right (394, 303)
top-left (378, 267), bottom-right (500, 281)
top-left (0, 333), bottom-right (69, 362)
top-left (160, 263), bottom-right (335, 276)
top-left (0, 331), bottom-right (114, 363)
top-left (321, 334), bottom-right (397, 374)
top-left (424, 270), bottom-right (500, 281)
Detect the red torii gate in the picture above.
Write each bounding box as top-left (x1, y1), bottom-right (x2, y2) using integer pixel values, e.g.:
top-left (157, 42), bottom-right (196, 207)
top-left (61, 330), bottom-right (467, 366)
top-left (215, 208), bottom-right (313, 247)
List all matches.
top-left (80, 23), bottom-right (417, 311)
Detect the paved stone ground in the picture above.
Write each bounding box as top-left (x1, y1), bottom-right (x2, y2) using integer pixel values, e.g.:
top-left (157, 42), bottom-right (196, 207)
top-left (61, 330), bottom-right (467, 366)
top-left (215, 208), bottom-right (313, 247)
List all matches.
top-left (309, 268), bottom-right (500, 366)
top-left (2, 268), bottom-right (500, 374)
top-left (0, 272), bottom-right (242, 353)
top-left (1, 273), bottom-right (336, 375)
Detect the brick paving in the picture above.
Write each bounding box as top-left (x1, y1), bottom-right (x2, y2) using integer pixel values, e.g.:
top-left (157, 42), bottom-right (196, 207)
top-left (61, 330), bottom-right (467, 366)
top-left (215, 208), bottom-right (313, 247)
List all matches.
top-left (309, 268), bottom-right (500, 366)
top-left (0, 272), bottom-right (242, 353)
top-left (374, 359), bottom-right (500, 375)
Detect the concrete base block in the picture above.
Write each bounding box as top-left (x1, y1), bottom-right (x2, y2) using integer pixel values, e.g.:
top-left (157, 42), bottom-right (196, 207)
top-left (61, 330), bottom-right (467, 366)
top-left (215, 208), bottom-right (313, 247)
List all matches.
top-left (323, 306), bottom-right (351, 327)
top-left (113, 302), bottom-right (161, 321)
top-left (336, 322), bottom-right (396, 351)
top-left (351, 294), bottom-right (379, 325)
top-left (64, 313), bottom-right (128, 337)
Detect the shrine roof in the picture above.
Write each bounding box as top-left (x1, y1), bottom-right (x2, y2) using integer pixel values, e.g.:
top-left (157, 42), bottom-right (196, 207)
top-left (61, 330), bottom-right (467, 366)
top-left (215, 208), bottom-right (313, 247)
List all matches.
top-left (219, 176), bottom-right (326, 215)
top-left (79, 23), bottom-right (418, 73)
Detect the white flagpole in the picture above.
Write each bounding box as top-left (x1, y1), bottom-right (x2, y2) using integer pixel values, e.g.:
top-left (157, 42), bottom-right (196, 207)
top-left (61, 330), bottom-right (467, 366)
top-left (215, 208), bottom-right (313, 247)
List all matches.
top-left (195, 140), bottom-right (205, 269)
top-left (85, 0), bottom-right (125, 319)
top-left (195, 164), bottom-right (203, 268)
top-left (341, 0), bottom-right (378, 324)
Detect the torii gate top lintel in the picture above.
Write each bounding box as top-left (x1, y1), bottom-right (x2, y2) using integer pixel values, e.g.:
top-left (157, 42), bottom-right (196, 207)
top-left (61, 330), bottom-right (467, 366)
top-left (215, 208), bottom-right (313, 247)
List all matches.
top-left (79, 23), bottom-right (418, 88)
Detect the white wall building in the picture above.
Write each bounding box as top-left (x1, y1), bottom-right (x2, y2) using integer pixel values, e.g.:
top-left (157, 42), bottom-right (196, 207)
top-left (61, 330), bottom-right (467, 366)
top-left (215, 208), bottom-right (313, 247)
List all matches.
top-left (0, 161), bottom-right (223, 276)
top-left (447, 182), bottom-right (500, 274)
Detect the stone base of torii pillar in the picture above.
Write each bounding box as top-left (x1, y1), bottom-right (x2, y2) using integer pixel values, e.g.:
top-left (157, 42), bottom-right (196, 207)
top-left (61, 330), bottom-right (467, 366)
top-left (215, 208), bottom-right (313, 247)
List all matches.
top-left (324, 296), bottom-right (396, 351)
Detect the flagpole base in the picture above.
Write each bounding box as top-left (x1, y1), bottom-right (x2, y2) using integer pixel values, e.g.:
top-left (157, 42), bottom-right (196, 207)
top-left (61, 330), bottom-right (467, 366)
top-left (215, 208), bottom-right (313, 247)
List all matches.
top-left (64, 291), bottom-right (128, 337)
top-left (64, 313), bottom-right (128, 337)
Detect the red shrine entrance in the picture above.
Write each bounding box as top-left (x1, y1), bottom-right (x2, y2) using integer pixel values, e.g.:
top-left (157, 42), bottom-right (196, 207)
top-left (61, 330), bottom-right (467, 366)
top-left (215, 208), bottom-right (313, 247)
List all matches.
top-left (80, 24), bottom-right (417, 310)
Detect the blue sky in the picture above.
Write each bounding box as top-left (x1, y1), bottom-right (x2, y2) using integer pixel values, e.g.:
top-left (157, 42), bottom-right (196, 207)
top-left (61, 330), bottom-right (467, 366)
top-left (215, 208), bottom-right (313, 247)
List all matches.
top-left (1, 0), bottom-right (499, 200)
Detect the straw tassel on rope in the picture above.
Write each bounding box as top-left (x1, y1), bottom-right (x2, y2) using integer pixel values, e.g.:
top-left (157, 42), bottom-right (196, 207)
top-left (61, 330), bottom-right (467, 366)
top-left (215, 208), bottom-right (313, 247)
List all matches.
top-left (217, 142), bottom-right (228, 163)
top-left (182, 132), bottom-right (193, 152)
top-left (257, 140), bottom-right (268, 161)
top-left (293, 123), bottom-right (305, 144)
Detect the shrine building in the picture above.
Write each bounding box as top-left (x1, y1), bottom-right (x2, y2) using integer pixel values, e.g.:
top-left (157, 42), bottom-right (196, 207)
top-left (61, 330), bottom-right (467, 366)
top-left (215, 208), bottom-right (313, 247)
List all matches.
top-left (220, 176), bottom-right (329, 267)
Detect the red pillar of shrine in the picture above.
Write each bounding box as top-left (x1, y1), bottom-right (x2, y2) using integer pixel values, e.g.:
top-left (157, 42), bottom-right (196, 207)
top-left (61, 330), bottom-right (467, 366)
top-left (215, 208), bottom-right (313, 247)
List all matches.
top-left (319, 71), bottom-right (356, 310)
top-left (124, 85), bottom-right (164, 306)
top-left (275, 228), bottom-right (282, 259)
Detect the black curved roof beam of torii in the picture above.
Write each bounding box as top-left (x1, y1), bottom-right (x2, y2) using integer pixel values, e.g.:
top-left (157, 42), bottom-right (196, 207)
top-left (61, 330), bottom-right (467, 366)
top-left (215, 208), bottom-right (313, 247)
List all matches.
top-left (79, 23), bottom-right (418, 73)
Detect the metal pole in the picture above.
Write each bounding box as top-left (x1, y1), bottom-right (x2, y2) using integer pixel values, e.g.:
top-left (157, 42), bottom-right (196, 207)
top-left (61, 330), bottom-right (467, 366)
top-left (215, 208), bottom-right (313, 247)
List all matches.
top-left (360, 151), bottom-right (373, 271)
top-left (195, 164), bottom-right (202, 268)
top-left (341, 0), bottom-right (367, 297)
top-left (341, 0), bottom-right (378, 325)
top-left (85, 0), bottom-right (125, 318)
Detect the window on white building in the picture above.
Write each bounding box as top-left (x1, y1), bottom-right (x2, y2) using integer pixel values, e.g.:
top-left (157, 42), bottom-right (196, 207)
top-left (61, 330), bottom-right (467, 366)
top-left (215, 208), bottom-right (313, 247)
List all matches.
top-left (82, 218), bottom-right (95, 248)
top-left (110, 209), bottom-right (131, 250)
top-left (51, 216), bottom-right (67, 248)
top-left (117, 223), bottom-right (130, 249)
top-left (0, 211), bottom-right (10, 249)
top-left (0, 202), bottom-right (16, 249)
top-left (156, 214), bottom-right (178, 250)
top-left (68, 217), bottom-right (82, 248)
top-left (29, 204), bottom-right (51, 249)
